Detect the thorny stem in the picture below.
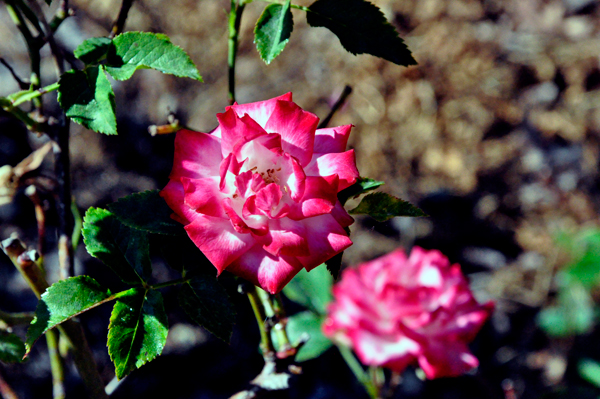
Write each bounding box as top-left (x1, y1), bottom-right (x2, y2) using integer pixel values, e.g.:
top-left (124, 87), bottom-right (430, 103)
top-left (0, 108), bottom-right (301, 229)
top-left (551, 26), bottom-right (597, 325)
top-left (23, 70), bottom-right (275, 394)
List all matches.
top-left (246, 286), bottom-right (274, 354)
top-left (318, 85), bottom-right (353, 129)
top-left (337, 344), bottom-right (379, 399)
top-left (150, 277), bottom-right (191, 290)
top-left (110, 0), bottom-right (135, 38)
top-left (1, 237), bottom-right (108, 399)
top-left (0, 57), bottom-right (28, 89)
top-left (24, 185), bottom-right (46, 264)
top-left (46, 329), bottom-right (66, 399)
top-left (11, 82), bottom-right (60, 108)
top-left (228, 0), bottom-right (246, 105)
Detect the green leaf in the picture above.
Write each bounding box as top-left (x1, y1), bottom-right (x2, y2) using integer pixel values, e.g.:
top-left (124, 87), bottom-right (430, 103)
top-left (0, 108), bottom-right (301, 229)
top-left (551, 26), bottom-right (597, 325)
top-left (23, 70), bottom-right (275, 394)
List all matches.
top-left (537, 280), bottom-right (594, 337)
top-left (74, 37), bottom-right (113, 65)
top-left (306, 0), bottom-right (416, 66)
top-left (104, 32), bottom-right (202, 81)
top-left (25, 276), bottom-right (113, 354)
top-left (82, 207), bottom-right (152, 285)
top-left (159, 235), bottom-right (211, 274)
top-left (0, 331), bottom-right (25, 363)
top-left (338, 177), bottom-right (384, 206)
top-left (107, 190), bottom-right (184, 236)
top-left (325, 251), bottom-right (343, 280)
top-left (579, 359), bottom-right (600, 388)
top-left (562, 230), bottom-right (600, 288)
top-left (254, 0), bottom-right (294, 64)
top-left (283, 266), bottom-right (332, 315)
top-left (58, 66), bottom-right (117, 135)
top-left (108, 289), bottom-right (168, 379)
top-left (349, 192), bottom-right (426, 222)
top-left (178, 275), bottom-right (236, 342)
top-left (284, 311), bottom-right (332, 362)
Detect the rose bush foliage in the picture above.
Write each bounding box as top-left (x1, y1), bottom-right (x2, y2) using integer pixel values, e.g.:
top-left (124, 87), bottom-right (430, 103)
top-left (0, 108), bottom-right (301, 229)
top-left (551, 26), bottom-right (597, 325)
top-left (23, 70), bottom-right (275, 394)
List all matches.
top-left (161, 93), bottom-right (359, 293)
top-left (323, 247), bottom-right (494, 378)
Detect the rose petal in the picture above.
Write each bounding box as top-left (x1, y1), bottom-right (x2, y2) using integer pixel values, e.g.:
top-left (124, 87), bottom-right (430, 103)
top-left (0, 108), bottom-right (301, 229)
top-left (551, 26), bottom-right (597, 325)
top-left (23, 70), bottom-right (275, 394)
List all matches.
top-left (296, 213), bottom-right (353, 271)
top-left (256, 217), bottom-right (309, 257)
top-left (314, 125), bottom-right (353, 154)
top-left (304, 150), bottom-right (359, 191)
top-left (160, 179), bottom-right (198, 224)
top-left (265, 100), bottom-right (319, 166)
top-left (229, 92), bottom-right (293, 128)
top-left (181, 177), bottom-right (225, 218)
top-left (184, 214), bottom-right (254, 273)
top-left (226, 244), bottom-right (304, 294)
top-left (170, 129), bottom-right (222, 180)
top-left (217, 109), bottom-right (267, 157)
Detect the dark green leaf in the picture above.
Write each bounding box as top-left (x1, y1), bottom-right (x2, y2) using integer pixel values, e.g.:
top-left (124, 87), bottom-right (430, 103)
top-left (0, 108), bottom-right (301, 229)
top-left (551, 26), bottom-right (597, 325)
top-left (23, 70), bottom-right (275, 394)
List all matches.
top-left (254, 0), bottom-right (294, 64)
top-left (537, 280), bottom-right (594, 337)
top-left (178, 275), bottom-right (236, 342)
top-left (306, 0), bottom-right (416, 66)
top-left (0, 331), bottom-right (25, 363)
top-left (58, 66), bottom-right (117, 135)
top-left (284, 311), bottom-right (332, 362)
top-left (105, 32), bottom-right (202, 81)
top-left (74, 37), bottom-right (113, 65)
top-left (325, 251), bottom-right (343, 280)
top-left (283, 266), bottom-right (332, 315)
top-left (349, 192), bottom-right (426, 222)
top-left (579, 359), bottom-right (600, 388)
top-left (159, 235), bottom-right (211, 274)
top-left (82, 207), bottom-right (152, 284)
top-left (338, 177), bottom-right (384, 206)
top-left (108, 289), bottom-right (168, 379)
top-left (107, 190), bottom-right (184, 236)
top-left (25, 276), bottom-right (113, 354)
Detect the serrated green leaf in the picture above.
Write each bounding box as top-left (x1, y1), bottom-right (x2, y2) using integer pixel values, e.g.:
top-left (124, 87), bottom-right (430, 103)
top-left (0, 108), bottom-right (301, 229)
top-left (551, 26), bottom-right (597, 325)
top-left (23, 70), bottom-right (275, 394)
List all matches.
top-left (338, 177), bottom-right (385, 206)
top-left (58, 66), bottom-right (117, 135)
top-left (349, 192), bottom-right (426, 222)
top-left (74, 37), bottom-right (113, 65)
top-left (283, 266), bottom-right (332, 315)
top-left (159, 234), bottom-right (212, 274)
top-left (82, 207), bottom-right (152, 285)
top-left (283, 311), bottom-right (332, 362)
top-left (0, 331), bottom-right (25, 363)
top-left (107, 190), bottom-right (184, 236)
top-left (104, 32), bottom-right (202, 81)
top-left (178, 275), bottom-right (236, 342)
top-left (579, 359), bottom-right (600, 388)
top-left (537, 280), bottom-right (594, 337)
top-left (25, 276), bottom-right (113, 354)
top-left (306, 0), bottom-right (416, 66)
top-left (254, 0), bottom-right (294, 64)
top-left (108, 289), bottom-right (168, 379)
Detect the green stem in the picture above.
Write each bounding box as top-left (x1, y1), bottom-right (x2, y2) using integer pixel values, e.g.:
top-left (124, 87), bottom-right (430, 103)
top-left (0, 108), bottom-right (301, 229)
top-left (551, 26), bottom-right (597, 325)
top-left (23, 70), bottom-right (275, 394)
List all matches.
top-left (150, 277), bottom-right (190, 290)
top-left (227, 0), bottom-right (246, 105)
top-left (247, 286), bottom-right (274, 354)
top-left (337, 345), bottom-right (379, 399)
top-left (11, 82), bottom-right (60, 107)
top-left (45, 329), bottom-right (66, 399)
top-left (0, 309), bottom-right (34, 329)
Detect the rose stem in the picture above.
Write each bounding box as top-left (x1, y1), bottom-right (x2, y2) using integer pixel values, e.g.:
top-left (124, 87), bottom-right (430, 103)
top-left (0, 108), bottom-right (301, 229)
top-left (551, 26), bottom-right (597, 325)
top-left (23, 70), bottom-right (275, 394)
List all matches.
top-left (318, 85), bottom-right (353, 129)
top-left (227, 0), bottom-right (246, 105)
top-left (336, 344), bottom-right (380, 399)
top-left (110, 0), bottom-right (134, 38)
top-left (245, 285), bottom-right (275, 355)
top-left (0, 236), bottom-right (108, 399)
top-left (0, 310), bottom-right (34, 329)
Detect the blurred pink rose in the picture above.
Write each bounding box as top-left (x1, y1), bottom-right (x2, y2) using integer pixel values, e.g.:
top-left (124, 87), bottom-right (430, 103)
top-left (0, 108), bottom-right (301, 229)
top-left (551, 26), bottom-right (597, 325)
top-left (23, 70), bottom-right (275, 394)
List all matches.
top-left (161, 93), bottom-right (358, 293)
top-left (323, 247), bottom-right (494, 378)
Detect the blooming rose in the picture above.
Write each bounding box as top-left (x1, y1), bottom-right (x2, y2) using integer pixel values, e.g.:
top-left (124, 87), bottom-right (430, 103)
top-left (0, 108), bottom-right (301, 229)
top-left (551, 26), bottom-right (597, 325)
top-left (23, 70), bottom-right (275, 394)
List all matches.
top-left (323, 247), bottom-right (494, 378)
top-left (161, 93), bottom-right (359, 294)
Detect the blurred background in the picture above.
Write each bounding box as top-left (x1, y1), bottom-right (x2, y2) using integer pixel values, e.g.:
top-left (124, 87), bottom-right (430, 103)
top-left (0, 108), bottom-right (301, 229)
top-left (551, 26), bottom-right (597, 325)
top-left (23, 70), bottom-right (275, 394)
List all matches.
top-left (2, 0), bottom-right (600, 397)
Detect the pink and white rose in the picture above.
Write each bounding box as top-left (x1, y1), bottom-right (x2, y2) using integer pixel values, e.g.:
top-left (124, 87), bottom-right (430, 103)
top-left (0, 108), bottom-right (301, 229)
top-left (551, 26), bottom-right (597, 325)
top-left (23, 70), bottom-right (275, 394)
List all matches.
top-left (323, 247), bottom-right (494, 379)
top-left (161, 93), bottom-right (359, 293)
